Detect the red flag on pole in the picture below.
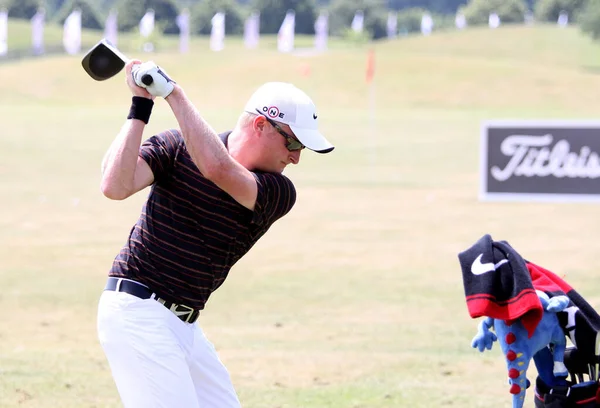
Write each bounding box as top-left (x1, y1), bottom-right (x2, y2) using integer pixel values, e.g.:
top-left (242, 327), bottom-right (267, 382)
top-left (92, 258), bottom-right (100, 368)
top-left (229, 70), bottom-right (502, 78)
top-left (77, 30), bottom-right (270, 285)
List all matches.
top-left (366, 48), bottom-right (375, 84)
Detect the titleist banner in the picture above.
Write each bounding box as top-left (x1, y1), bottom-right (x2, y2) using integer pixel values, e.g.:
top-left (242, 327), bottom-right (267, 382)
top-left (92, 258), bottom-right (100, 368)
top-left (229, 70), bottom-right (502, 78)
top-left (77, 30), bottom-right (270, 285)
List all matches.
top-left (480, 121), bottom-right (600, 202)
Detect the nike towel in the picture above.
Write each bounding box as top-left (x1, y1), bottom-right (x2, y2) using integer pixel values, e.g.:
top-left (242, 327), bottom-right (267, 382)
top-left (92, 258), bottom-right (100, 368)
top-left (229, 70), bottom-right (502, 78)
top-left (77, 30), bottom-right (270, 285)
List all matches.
top-left (458, 234), bottom-right (543, 338)
top-left (528, 262), bottom-right (600, 362)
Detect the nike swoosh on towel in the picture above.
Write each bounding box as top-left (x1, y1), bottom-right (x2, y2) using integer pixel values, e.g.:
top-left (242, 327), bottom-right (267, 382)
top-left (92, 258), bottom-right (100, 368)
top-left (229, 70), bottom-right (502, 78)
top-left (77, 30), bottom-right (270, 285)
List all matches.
top-left (471, 254), bottom-right (509, 275)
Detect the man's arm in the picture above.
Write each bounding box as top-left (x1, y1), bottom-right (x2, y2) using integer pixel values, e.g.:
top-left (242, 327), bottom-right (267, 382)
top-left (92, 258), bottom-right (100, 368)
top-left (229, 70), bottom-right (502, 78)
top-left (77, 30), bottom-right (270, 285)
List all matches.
top-left (165, 84), bottom-right (258, 210)
top-left (100, 60), bottom-right (155, 200)
top-left (100, 119), bottom-right (154, 200)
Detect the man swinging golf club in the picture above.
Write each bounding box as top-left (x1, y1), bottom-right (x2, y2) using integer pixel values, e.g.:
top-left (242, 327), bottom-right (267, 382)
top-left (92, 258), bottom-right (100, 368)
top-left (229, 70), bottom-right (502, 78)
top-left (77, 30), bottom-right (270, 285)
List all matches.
top-left (96, 58), bottom-right (334, 408)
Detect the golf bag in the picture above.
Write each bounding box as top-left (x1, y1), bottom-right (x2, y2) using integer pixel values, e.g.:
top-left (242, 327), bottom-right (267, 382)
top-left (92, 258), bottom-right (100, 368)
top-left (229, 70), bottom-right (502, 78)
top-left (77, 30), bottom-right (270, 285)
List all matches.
top-left (534, 347), bottom-right (600, 408)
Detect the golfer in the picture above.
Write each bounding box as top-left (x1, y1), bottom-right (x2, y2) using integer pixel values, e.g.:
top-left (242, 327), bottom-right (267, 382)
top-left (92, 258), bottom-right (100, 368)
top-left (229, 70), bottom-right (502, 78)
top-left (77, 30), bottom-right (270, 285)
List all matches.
top-left (96, 60), bottom-right (334, 408)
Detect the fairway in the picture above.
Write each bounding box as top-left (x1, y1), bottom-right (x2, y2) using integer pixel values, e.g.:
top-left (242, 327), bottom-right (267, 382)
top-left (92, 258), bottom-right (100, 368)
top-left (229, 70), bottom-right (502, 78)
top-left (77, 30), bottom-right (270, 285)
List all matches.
top-left (2, 24), bottom-right (600, 408)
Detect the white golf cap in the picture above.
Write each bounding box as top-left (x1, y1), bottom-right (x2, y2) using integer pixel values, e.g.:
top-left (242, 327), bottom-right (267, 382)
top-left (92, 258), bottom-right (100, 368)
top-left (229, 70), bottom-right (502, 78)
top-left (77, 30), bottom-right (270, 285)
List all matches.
top-left (244, 82), bottom-right (334, 153)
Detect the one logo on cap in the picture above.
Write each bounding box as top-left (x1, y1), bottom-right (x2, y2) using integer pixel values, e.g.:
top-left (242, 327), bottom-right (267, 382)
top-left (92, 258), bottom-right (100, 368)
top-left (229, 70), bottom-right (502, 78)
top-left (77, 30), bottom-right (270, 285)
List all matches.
top-left (313, 113), bottom-right (318, 119)
top-left (262, 106), bottom-right (285, 119)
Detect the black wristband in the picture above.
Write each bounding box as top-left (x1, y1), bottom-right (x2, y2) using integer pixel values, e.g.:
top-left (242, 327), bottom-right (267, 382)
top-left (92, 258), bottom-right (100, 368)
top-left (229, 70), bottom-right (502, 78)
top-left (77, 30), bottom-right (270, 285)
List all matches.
top-left (127, 96), bottom-right (154, 124)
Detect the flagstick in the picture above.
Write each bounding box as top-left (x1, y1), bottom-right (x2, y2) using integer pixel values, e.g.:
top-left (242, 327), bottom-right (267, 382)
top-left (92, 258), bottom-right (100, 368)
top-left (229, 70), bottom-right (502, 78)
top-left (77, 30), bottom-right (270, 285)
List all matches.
top-left (366, 48), bottom-right (376, 182)
top-left (369, 75), bottom-right (376, 181)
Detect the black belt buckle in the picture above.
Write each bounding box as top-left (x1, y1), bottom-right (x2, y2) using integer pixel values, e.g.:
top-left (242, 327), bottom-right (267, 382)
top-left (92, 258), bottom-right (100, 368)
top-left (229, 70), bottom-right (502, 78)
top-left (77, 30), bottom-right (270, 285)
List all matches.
top-left (157, 298), bottom-right (198, 323)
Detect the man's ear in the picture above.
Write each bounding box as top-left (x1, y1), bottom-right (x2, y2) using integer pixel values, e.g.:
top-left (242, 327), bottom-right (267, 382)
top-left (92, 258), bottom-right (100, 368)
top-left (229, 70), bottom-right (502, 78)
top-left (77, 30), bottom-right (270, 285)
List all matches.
top-left (253, 115), bottom-right (266, 133)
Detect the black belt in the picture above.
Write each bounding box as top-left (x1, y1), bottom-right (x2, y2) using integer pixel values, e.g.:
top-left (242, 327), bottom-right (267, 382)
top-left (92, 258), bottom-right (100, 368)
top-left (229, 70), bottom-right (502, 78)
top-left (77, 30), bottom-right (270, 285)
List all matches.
top-left (104, 277), bottom-right (200, 324)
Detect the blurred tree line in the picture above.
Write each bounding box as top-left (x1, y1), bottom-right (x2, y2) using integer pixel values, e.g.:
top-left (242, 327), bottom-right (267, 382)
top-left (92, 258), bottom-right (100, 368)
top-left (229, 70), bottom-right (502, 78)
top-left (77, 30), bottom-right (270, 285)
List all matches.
top-left (1, 0), bottom-right (600, 41)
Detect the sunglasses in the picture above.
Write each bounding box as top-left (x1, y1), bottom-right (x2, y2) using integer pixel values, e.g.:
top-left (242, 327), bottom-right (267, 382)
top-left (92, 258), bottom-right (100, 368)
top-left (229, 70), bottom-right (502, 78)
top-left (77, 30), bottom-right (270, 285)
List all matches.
top-left (255, 109), bottom-right (305, 151)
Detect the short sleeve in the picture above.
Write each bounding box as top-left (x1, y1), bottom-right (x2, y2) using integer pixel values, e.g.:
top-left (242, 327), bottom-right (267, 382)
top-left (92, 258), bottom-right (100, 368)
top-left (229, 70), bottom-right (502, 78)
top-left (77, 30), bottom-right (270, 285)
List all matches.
top-left (251, 172), bottom-right (296, 227)
top-left (139, 129), bottom-right (183, 182)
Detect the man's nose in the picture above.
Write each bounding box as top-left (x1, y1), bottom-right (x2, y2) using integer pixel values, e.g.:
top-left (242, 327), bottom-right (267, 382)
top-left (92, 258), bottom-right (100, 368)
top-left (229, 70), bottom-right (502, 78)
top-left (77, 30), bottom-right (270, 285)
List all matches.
top-left (289, 149), bottom-right (301, 165)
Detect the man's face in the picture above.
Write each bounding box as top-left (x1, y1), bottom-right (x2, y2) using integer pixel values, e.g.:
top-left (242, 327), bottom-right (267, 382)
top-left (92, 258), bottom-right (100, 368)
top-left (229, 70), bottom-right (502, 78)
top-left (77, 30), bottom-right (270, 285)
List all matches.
top-left (255, 116), bottom-right (303, 173)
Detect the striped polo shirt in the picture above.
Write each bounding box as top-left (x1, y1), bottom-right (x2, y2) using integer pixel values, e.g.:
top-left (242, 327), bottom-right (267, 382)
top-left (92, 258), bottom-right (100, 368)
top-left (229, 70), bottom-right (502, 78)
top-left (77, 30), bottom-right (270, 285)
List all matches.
top-left (109, 129), bottom-right (296, 310)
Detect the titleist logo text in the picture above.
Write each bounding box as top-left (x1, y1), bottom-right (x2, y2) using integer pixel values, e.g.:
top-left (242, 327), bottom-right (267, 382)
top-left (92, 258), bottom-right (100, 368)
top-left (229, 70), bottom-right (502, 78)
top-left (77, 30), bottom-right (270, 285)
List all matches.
top-left (491, 134), bottom-right (600, 181)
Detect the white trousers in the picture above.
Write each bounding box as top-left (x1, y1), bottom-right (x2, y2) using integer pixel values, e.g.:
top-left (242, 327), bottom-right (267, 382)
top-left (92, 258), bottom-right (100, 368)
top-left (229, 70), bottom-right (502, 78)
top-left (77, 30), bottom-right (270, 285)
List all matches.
top-left (97, 289), bottom-right (241, 408)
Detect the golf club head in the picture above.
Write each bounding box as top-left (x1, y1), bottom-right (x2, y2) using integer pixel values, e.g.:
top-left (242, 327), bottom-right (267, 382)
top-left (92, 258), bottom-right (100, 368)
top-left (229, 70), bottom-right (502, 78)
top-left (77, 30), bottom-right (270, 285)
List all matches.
top-left (81, 38), bottom-right (129, 81)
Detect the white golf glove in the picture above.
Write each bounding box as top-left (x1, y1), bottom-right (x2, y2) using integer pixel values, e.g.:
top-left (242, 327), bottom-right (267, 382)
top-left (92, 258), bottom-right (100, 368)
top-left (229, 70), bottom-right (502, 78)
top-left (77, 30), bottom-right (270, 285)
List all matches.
top-left (132, 61), bottom-right (175, 98)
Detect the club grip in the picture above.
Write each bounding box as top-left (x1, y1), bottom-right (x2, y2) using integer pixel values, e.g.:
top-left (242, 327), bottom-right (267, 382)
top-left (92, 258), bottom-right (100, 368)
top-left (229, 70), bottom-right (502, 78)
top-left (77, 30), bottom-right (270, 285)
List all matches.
top-left (141, 74), bottom-right (154, 86)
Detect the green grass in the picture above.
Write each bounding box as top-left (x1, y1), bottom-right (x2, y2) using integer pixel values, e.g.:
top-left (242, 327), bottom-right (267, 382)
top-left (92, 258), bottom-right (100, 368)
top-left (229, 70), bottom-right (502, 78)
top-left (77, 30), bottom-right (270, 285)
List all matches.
top-left (2, 23), bottom-right (600, 407)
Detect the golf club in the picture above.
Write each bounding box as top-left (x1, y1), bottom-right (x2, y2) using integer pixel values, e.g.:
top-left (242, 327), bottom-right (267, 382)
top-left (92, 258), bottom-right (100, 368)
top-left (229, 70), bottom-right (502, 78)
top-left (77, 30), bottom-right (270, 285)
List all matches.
top-left (593, 332), bottom-right (600, 381)
top-left (81, 38), bottom-right (153, 85)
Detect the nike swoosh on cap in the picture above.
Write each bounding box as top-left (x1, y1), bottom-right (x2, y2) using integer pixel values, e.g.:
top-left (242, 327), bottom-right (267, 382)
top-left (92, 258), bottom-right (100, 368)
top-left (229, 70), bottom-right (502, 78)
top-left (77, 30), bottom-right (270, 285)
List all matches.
top-left (471, 254), bottom-right (509, 275)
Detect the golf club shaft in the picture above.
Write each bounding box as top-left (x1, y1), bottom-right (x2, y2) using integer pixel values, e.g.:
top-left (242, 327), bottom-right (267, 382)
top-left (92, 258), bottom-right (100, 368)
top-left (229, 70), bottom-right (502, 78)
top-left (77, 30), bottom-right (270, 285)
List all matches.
top-left (594, 332), bottom-right (600, 381)
top-left (110, 45), bottom-right (153, 86)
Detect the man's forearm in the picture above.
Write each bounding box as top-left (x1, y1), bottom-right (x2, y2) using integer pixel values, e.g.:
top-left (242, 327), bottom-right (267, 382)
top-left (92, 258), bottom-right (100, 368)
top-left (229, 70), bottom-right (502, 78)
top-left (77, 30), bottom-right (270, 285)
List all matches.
top-left (100, 119), bottom-right (145, 199)
top-left (165, 85), bottom-right (232, 179)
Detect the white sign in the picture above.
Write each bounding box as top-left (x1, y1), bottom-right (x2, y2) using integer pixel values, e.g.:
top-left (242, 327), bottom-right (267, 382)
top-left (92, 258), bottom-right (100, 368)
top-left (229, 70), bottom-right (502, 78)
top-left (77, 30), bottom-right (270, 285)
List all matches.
top-left (314, 12), bottom-right (328, 51)
top-left (0, 9), bottom-right (7, 56)
top-left (210, 12), bottom-right (225, 51)
top-left (63, 9), bottom-right (81, 55)
top-left (277, 10), bottom-right (295, 53)
top-left (489, 13), bottom-right (500, 29)
top-left (351, 10), bottom-right (364, 33)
